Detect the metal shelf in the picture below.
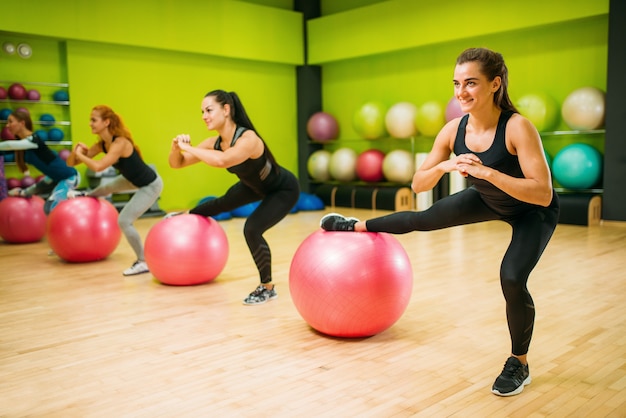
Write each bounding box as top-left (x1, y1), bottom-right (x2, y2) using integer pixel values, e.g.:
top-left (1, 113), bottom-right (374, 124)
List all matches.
top-left (541, 129), bottom-right (605, 137)
top-left (0, 99), bottom-right (69, 106)
top-left (0, 80), bottom-right (69, 88)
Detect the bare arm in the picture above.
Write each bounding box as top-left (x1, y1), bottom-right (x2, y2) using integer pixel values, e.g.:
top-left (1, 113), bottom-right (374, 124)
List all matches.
top-left (0, 138), bottom-right (38, 151)
top-left (458, 114), bottom-right (554, 207)
top-left (67, 141), bottom-right (100, 167)
top-left (411, 119), bottom-right (482, 193)
top-left (168, 135), bottom-right (208, 168)
top-left (170, 131), bottom-right (263, 169)
top-left (68, 138), bottom-right (128, 172)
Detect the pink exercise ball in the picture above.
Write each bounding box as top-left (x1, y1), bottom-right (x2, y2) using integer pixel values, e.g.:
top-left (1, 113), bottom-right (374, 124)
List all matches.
top-left (307, 111), bottom-right (339, 142)
top-left (21, 175), bottom-right (36, 188)
top-left (1, 126), bottom-right (16, 140)
top-left (385, 102), bottom-right (417, 138)
top-left (415, 101), bottom-right (446, 137)
top-left (0, 86), bottom-right (7, 100)
top-left (516, 92), bottom-right (560, 132)
top-left (356, 149), bottom-right (386, 182)
top-left (0, 196), bottom-right (47, 243)
top-left (353, 101), bottom-right (388, 140)
top-left (7, 83), bottom-right (27, 100)
top-left (47, 198), bottom-right (122, 263)
top-left (6, 177), bottom-right (21, 190)
top-left (445, 96), bottom-right (465, 122)
top-left (26, 89), bottom-right (41, 101)
top-left (289, 230), bottom-right (413, 337)
top-left (145, 214), bottom-right (229, 286)
top-left (58, 149), bottom-right (71, 161)
top-left (561, 87), bottom-right (606, 130)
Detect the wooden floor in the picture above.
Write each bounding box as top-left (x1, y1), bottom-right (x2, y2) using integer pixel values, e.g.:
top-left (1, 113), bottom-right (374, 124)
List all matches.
top-left (1, 208), bottom-right (625, 417)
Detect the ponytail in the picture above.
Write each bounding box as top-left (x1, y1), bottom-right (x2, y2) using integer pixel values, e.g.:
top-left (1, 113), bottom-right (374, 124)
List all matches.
top-left (204, 90), bottom-right (278, 170)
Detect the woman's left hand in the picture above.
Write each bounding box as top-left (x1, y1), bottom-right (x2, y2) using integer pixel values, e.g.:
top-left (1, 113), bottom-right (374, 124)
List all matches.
top-left (174, 134), bottom-right (193, 150)
top-left (454, 153), bottom-right (482, 178)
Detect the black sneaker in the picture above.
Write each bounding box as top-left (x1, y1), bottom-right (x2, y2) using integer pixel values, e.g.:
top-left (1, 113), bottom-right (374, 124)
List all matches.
top-left (491, 356), bottom-right (531, 396)
top-left (319, 213), bottom-right (359, 231)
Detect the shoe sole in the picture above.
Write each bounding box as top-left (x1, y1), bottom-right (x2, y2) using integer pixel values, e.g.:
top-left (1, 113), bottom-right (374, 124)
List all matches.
top-left (242, 294), bottom-right (278, 306)
top-left (491, 375), bottom-right (532, 397)
top-left (123, 269), bottom-right (150, 276)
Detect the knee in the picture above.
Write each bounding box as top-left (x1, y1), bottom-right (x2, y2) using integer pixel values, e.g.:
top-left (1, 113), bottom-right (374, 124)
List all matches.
top-left (117, 215), bottom-right (133, 231)
top-left (243, 222), bottom-right (262, 243)
top-left (500, 273), bottom-right (525, 300)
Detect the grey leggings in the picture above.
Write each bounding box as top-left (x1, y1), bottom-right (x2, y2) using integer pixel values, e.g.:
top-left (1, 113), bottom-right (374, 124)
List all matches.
top-left (87, 174), bottom-right (163, 261)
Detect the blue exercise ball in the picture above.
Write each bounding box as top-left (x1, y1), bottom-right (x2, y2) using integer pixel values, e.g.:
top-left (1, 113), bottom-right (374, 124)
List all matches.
top-left (296, 192), bottom-right (325, 211)
top-left (0, 108), bottom-right (12, 120)
top-left (231, 201), bottom-right (260, 218)
top-left (39, 114), bottom-right (56, 126)
top-left (48, 127), bottom-right (64, 141)
top-left (35, 129), bottom-right (49, 141)
top-left (52, 90), bottom-right (69, 102)
top-left (552, 143), bottom-right (602, 189)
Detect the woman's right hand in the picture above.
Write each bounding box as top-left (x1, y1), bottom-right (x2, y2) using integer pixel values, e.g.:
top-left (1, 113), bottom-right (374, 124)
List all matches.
top-left (444, 153), bottom-right (482, 177)
top-left (73, 142), bottom-right (88, 154)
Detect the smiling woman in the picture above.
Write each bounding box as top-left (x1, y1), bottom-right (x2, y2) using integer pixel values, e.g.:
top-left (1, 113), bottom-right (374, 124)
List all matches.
top-left (320, 47), bottom-right (560, 397)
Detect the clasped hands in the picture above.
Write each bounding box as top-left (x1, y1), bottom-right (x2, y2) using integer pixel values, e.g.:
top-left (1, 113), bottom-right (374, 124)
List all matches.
top-left (451, 153), bottom-right (483, 178)
top-left (172, 134), bottom-right (193, 151)
top-left (73, 142), bottom-right (89, 156)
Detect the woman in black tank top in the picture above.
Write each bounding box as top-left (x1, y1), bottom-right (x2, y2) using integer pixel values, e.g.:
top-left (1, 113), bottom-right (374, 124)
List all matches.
top-left (167, 90), bottom-right (299, 306)
top-left (67, 105), bottom-right (163, 277)
top-left (321, 48), bottom-right (559, 397)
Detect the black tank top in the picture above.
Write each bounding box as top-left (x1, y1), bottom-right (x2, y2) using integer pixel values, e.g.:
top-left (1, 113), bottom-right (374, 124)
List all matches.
top-left (214, 126), bottom-right (281, 195)
top-left (102, 137), bottom-right (157, 187)
top-left (23, 133), bottom-right (77, 180)
top-left (453, 111), bottom-right (530, 216)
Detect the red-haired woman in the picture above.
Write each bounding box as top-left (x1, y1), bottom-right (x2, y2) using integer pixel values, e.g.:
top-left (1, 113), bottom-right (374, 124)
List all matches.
top-left (67, 105), bottom-right (163, 276)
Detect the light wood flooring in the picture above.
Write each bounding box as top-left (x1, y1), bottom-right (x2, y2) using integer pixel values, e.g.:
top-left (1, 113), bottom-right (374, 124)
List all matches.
top-left (1, 208), bottom-right (625, 417)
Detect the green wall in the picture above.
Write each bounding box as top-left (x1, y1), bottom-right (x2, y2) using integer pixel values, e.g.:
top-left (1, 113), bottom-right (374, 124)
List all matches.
top-left (319, 15), bottom-right (608, 158)
top-left (0, 0), bottom-right (302, 65)
top-left (0, 0), bottom-right (611, 208)
top-left (0, 0), bottom-right (301, 211)
top-left (312, 0), bottom-right (608, 162)
top-left (66, 40), bottom-right (298, 210)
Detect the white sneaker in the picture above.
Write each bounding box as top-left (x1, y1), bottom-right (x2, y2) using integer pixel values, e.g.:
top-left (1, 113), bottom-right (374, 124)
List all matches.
top-left (67, 190), bottom-right (88, 199)
top-left (8, 188), bottom-right (25, 197)
top-left (123, 260), bottom-right (149, 276)
top-left (164, 211), bottom-right (187, 219)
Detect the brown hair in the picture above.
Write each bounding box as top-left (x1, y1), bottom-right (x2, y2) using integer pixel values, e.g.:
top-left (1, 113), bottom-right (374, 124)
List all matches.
top-left (8, 109), bottom-right (33, 172)
top-left (456, 48), bottom-right (519, 113)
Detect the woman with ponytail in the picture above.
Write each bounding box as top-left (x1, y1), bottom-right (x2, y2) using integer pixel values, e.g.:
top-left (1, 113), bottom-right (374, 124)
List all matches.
top-left (320, 48), bottom-right (559, 397)
top-left (67, 105), bottom-right (163, 276)
top-left (168, 90), bottom-right (299, 305)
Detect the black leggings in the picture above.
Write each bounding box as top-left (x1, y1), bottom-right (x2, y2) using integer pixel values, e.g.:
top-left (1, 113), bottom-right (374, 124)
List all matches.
top-left (366, 187), bottom-right (559, 356)
top-left (190, 170), bottom-right (300, 285)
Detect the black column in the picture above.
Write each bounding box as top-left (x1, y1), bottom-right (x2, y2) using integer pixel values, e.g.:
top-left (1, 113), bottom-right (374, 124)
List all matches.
top-left (294, 0), bottom-right (322, 193)
top-left (603, 0), bottom-right (626, 221)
